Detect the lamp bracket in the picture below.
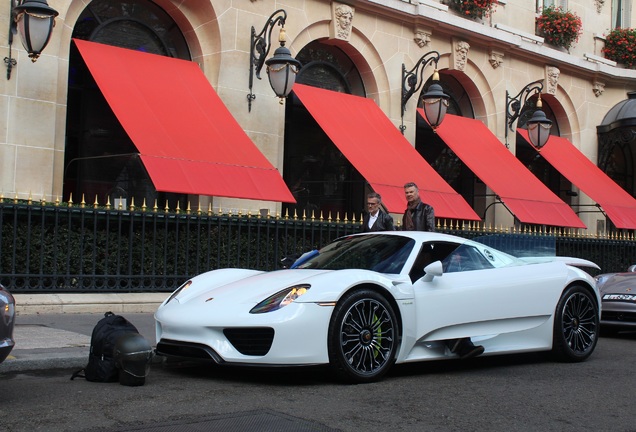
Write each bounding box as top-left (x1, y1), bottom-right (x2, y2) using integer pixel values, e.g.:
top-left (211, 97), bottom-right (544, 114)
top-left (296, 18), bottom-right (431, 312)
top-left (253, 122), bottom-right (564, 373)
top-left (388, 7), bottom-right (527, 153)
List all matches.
top-left (505, 79), bottom-right (544, 132)
top-left (504, 79), bottom-right (544, 147)
top-left (5, 0), bottom-right (18, 80)
top-left (248, 9), bottom-right (287, 111)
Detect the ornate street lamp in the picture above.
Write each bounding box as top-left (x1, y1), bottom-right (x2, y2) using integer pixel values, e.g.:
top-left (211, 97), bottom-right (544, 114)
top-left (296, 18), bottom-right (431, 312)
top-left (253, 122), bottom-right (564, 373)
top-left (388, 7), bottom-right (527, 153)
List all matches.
top-left (4, 0), bottom-right (59, 79)
top-left (400, 51), bottom-right (450, 134)
top-left (248, 9), bottom-right (302, 112)
top-left (505, 79), bottom-right (553, 148)
top-left (525, 96), bottom-right (553, 149)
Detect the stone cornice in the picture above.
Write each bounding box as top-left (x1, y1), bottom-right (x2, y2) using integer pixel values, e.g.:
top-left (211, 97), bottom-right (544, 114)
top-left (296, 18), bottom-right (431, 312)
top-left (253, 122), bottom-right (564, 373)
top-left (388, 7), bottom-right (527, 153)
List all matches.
top-left (364, 0), bottom-right (636, 83)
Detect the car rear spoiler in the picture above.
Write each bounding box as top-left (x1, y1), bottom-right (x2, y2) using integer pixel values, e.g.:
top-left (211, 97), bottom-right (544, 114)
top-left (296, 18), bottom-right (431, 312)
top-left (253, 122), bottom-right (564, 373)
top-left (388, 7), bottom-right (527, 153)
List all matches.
top-left (520, 256), bottom-right (600, 270)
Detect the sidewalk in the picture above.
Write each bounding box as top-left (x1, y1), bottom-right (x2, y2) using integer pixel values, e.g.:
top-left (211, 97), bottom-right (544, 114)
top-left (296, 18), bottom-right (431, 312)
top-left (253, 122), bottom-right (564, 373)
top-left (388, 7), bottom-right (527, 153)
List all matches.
top-left (0, 293), bottom-right (168, 374)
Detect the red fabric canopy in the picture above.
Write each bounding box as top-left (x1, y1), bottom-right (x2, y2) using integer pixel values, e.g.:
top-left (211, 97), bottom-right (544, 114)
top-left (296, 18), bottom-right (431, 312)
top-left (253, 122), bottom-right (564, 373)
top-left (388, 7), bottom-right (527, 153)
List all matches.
top-left (74, 39), bottom-right (295, 203)
top-left (429, 113), bottom-right (585, 228)
top-left (292, 84), bottom-right (479, 220)
top-left (518, 130), bottom-right (636, 229)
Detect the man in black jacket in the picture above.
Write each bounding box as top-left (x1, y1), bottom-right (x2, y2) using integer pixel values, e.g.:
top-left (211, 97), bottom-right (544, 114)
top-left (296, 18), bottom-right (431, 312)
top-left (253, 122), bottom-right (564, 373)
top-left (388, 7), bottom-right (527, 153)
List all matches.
top-left (363, 192), bottom-right (394, 232)
top-left (401, 182), bottom-right (435, 231)
top-left (402, 182), bottom-right (484, 359)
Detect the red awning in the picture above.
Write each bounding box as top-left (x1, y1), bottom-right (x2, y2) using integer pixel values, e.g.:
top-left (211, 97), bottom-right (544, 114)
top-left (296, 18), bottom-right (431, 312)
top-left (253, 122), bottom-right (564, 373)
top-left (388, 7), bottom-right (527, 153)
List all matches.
top-left (518, 130), bottom-right (636, 229)
top-left (292, 84), bottom-right (479, 220)
top-left (428, 113), bottom-right (585, 228)
top-left (73, 39), bottom-right (295, 203)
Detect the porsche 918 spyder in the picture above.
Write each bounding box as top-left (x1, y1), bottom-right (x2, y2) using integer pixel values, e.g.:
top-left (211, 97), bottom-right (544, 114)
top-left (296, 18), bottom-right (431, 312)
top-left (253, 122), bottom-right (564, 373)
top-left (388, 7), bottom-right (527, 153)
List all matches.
top-left (155, 231), bottom-right (600, 383)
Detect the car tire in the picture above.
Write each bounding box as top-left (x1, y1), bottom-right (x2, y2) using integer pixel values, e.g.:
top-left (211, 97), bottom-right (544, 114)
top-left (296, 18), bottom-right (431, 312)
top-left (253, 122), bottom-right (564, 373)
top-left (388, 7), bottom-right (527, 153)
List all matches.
top-left (327, 289), bottom-right (398, 383)
top-left (552, 285), bottom-right (599, 362)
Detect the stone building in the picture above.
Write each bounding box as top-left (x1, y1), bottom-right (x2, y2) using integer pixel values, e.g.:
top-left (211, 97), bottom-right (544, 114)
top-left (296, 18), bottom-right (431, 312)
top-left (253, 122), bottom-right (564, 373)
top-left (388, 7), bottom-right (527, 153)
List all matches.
top-left (2, 0), bottom-right (635, 232)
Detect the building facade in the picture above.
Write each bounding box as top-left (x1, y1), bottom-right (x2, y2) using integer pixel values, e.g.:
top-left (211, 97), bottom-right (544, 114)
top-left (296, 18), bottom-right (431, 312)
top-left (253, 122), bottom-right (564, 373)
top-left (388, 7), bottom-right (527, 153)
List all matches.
top-left (1, 0), bottom-right (635, 233)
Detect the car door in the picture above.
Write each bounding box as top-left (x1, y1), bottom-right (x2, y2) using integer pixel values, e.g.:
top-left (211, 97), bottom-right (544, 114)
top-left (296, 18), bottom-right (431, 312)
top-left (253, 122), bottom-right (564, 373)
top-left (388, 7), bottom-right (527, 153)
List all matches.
top-left (412, 243), bottom-right (568, 342)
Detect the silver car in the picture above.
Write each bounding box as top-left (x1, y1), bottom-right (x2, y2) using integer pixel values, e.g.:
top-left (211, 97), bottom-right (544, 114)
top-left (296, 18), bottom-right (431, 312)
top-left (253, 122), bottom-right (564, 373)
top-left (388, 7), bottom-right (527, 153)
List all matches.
top-left (0, 284), bottom-right (15, 363)
top-left (596, 265), bottom-right (636, 332)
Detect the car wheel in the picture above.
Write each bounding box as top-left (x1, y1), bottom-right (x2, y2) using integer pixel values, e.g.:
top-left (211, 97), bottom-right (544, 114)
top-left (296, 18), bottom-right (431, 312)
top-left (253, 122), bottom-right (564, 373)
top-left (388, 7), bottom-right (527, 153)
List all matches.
top-left (552, 285), bottom-right (599, 362)
top-left (328, 289), bottom-right (398, 383)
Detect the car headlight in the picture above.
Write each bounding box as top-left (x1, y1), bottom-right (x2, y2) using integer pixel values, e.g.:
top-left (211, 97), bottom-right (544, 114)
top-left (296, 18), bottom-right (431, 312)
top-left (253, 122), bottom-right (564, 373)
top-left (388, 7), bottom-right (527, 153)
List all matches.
top-left (250, 284), bottom-right (310, 314)
top-left (165, 280), bottom-right (192, 305)
top-left (594, 275), bottom-right (611, 288)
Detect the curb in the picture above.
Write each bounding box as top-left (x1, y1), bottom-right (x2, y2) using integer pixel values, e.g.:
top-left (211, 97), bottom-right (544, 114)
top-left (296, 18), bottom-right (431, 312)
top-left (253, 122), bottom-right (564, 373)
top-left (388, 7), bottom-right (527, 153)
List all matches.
top-left (13, 293), bottom-right (169, 315)
top-left (0, 348), bottom-right (88, 373)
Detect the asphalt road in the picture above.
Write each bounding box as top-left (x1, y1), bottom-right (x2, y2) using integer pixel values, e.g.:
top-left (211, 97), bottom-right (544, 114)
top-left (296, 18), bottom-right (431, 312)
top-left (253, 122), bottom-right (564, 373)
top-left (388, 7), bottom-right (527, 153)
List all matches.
top-left (2, 332), bottom-right (636, 432)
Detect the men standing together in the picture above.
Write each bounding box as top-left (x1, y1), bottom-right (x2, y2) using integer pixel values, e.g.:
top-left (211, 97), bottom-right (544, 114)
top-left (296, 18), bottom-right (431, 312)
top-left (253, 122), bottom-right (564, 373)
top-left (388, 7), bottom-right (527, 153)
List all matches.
top-left (363, 183), bottom-right (435, 232)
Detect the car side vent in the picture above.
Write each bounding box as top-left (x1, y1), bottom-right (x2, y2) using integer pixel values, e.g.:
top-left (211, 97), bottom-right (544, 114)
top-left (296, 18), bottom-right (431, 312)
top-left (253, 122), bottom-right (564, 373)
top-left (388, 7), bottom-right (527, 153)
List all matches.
top-left (223, 327), bottom-right (275, 356)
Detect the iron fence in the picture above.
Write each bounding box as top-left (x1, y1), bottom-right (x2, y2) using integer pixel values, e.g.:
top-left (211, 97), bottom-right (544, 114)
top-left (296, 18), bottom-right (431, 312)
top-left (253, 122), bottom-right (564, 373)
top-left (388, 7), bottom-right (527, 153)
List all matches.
top-left (1, 199), bottom-right (634, 293)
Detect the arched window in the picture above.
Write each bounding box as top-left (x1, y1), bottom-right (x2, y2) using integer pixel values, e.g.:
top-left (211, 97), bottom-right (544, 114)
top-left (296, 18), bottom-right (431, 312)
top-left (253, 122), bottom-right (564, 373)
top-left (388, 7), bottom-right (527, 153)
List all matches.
top-left (597, 92), bottom-right (636, 198)
top-left (282, 41), bottom-right (365, 219)
top-left (64, 0), bottom-right (189, 208)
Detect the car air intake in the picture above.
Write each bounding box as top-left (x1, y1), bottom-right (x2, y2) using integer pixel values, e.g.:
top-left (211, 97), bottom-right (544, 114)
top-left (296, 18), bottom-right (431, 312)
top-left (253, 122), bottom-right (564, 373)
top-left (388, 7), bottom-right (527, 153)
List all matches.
top-left (223, 327), bottom-right (275, 356)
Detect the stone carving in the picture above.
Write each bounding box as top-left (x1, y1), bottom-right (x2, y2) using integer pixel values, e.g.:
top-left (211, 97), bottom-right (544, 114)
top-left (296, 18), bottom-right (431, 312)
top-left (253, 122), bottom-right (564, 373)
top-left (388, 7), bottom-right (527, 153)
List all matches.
top-left (414, 29), bottom-right (432, 48)
top-left (545, 65), bottom-right (560, 95)
top-left (489, 49), bottom-right (504, 69)
top-left (594, 0), bottom-right (605, 14)
top-left (593, 81), bottom-right (605, 97)
top-left (453, 40), bottom-right (470, 71)
top-left (332, 3), bottom-right (355, 41)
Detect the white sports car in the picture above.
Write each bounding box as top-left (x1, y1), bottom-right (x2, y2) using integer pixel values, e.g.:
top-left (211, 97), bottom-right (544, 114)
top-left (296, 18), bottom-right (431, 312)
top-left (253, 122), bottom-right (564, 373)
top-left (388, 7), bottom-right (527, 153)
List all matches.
top-left (155, 231), bottom-right (600, 383)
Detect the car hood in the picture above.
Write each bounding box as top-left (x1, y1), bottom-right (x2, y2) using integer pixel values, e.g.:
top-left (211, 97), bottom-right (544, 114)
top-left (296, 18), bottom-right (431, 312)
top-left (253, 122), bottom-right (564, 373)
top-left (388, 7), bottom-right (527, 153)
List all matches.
top-left (598, 273), bottom-right (636, 294)
top-left (162, 267), bottom-right (407, 310)
top-left (169, 269), bottom-right (326, 305)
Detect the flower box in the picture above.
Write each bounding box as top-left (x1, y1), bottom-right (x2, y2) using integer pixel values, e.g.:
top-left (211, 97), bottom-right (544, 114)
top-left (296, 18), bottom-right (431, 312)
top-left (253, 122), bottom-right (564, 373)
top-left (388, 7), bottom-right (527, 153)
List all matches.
top-left (447, 0), bottom-right (498, 20)
top-left (536, 6), bottom-right (582, 50)
top-left (602, 28), bottom-right (636, 68)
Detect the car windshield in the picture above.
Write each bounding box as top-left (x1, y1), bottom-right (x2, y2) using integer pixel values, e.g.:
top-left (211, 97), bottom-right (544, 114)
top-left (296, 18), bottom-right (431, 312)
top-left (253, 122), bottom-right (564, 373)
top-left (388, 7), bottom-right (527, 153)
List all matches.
top-left (296, 234), bottom-right (415, 273)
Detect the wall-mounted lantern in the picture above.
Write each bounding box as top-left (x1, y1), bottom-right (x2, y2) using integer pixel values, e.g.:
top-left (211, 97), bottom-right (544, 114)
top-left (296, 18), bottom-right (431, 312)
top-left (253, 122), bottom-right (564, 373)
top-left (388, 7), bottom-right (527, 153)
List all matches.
top-left (247, 9), bottom-right (301, 112)
top-left (5, 0), bottom-right (59, 80)
top-left (400, 51), bottom-right (450, 134)
top-left (505, 79), bottom-right (553, 149)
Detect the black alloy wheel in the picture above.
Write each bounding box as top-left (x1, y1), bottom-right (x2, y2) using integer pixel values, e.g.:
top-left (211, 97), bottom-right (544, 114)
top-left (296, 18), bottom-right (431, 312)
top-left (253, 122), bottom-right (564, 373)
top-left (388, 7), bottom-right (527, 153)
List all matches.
top-left (328, 289), bottom-right (398, 383)
top-left (552, 285), bottom-right (599, 362)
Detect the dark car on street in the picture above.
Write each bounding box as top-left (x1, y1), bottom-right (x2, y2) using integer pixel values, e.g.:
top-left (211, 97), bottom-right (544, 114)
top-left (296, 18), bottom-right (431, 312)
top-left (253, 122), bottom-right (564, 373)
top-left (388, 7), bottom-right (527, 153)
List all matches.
top-left (596, 265), bottom-right (636, 333)
top-left (0, 283), bottom-right (16, 363)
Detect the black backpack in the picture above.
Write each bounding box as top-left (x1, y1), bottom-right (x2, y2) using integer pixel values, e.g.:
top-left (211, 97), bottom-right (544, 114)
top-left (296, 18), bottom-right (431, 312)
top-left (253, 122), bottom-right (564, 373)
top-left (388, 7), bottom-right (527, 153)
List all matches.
top-left (71, 311), bottom-right (140, 382)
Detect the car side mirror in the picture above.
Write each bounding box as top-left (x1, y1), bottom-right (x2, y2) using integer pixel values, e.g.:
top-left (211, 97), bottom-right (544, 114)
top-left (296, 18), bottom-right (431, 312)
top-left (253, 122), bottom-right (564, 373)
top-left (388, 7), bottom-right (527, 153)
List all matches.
top-left (422, 261), bottom-right (443, 282)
